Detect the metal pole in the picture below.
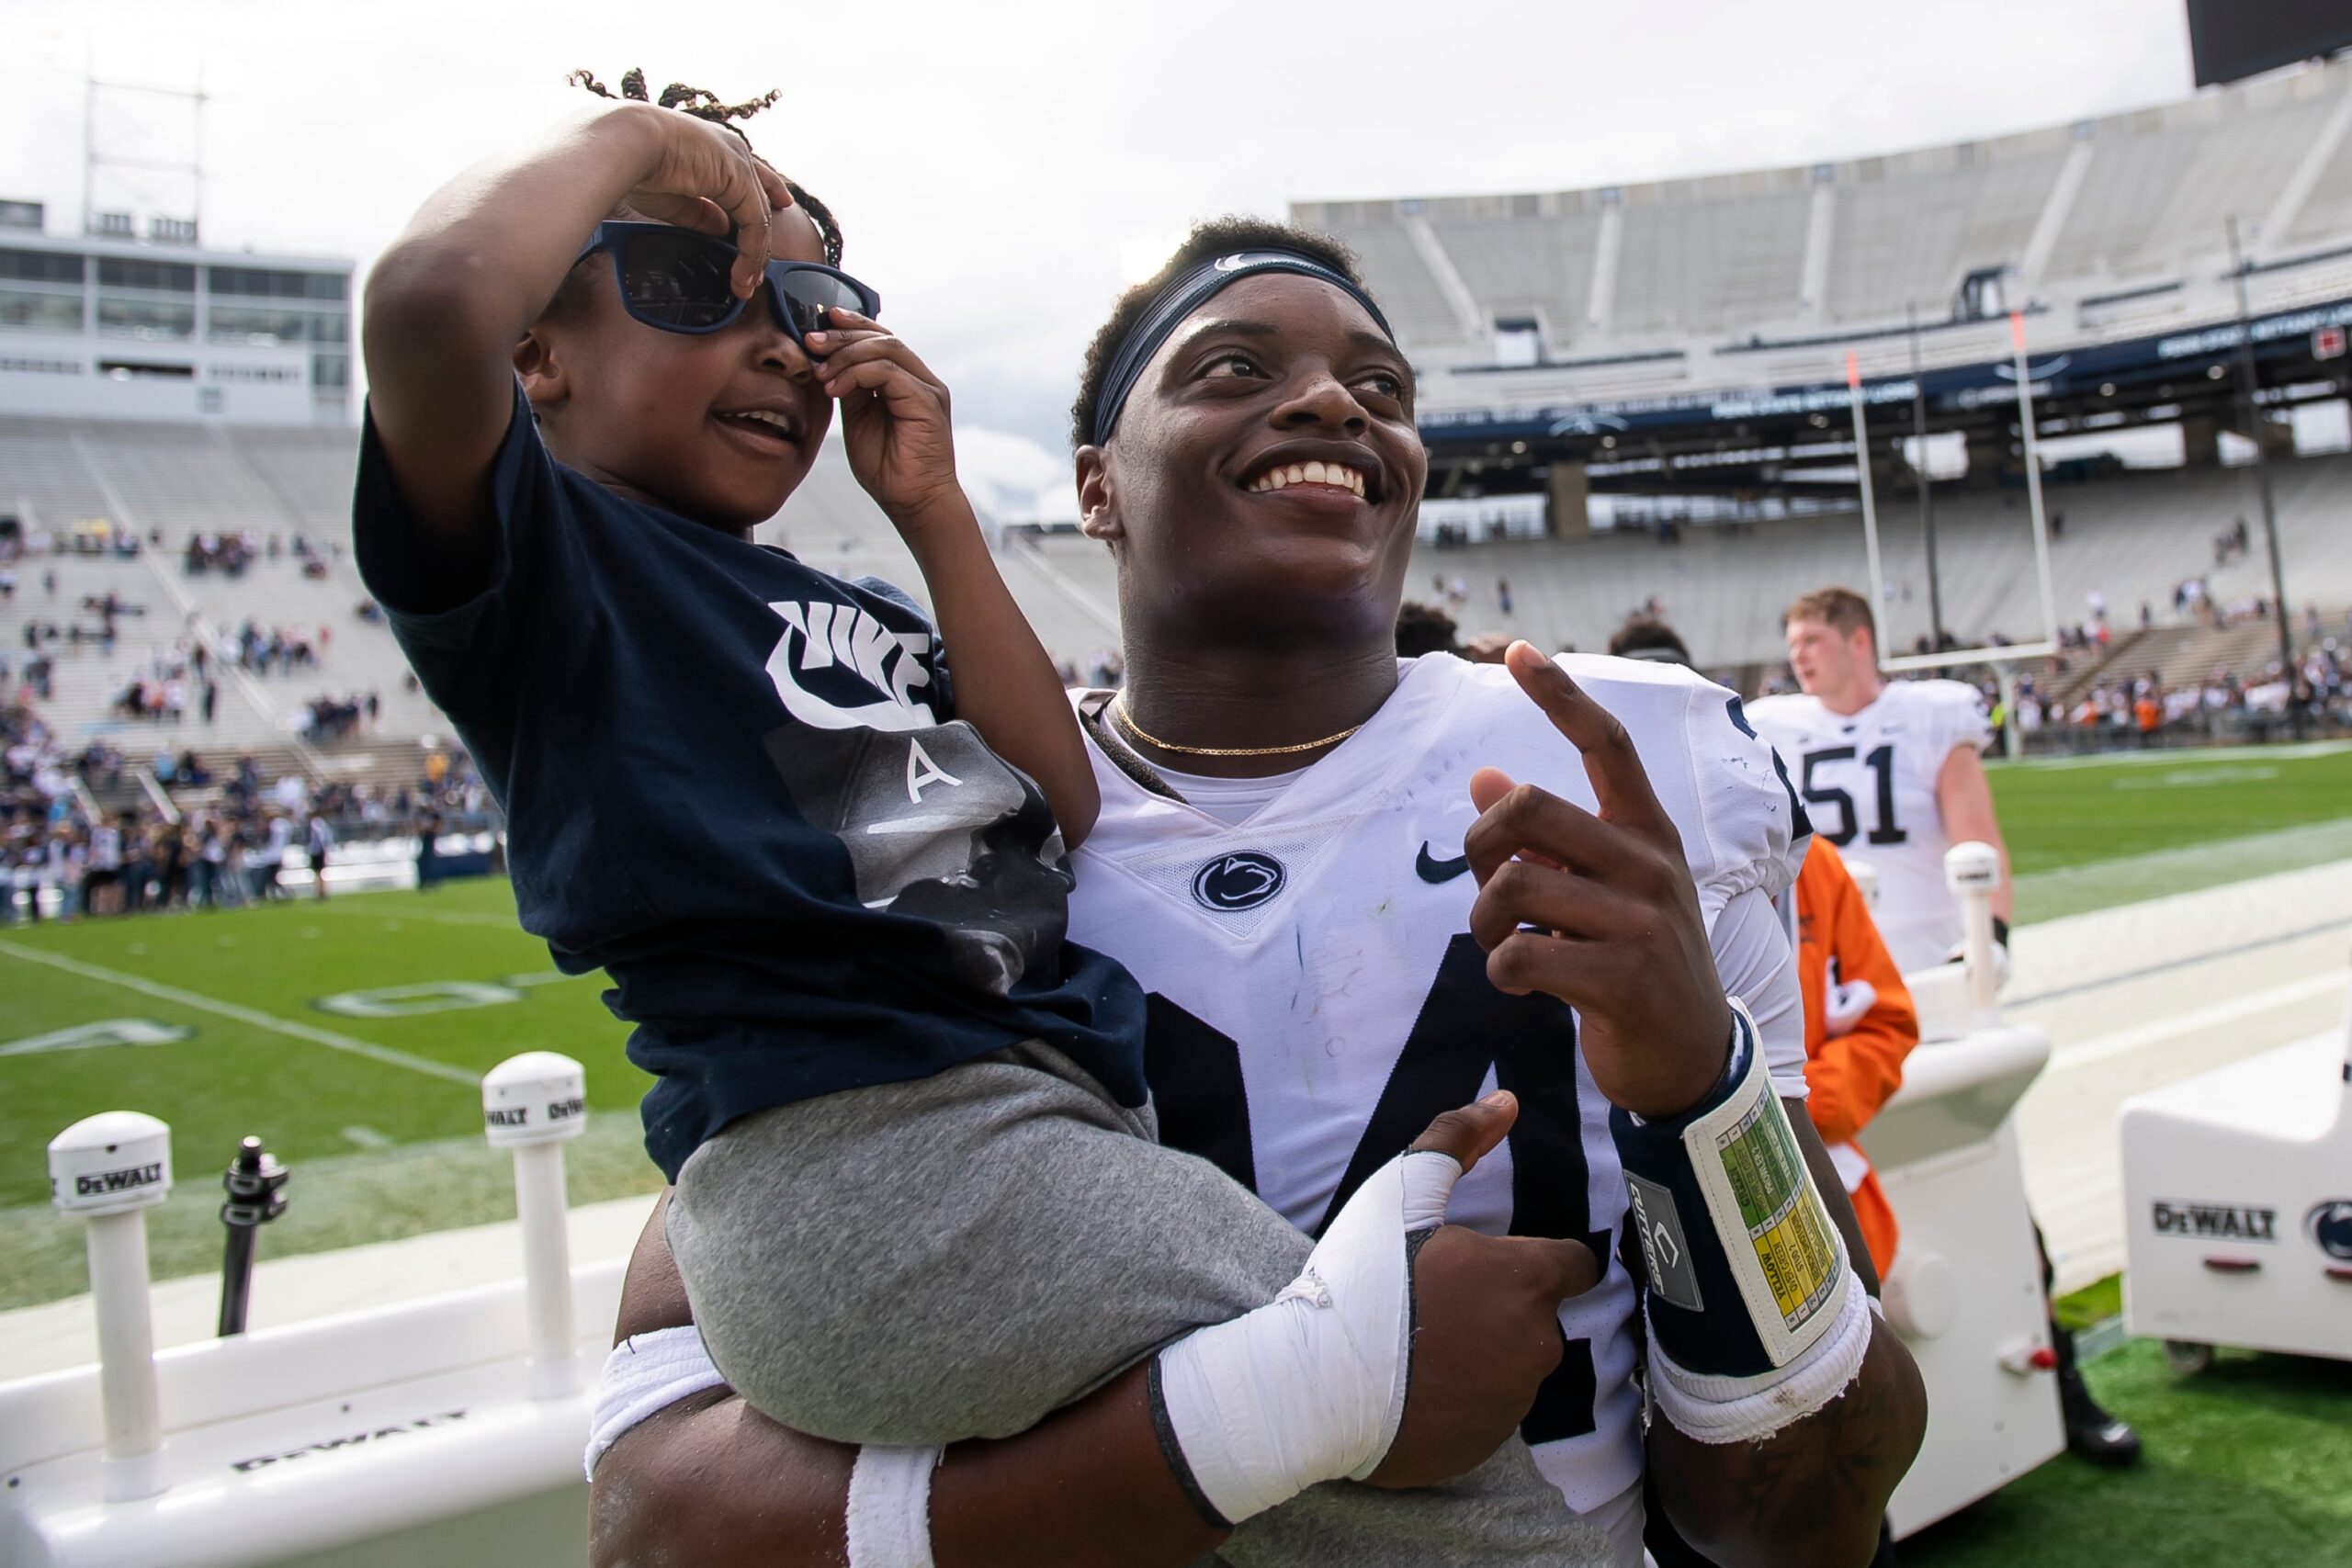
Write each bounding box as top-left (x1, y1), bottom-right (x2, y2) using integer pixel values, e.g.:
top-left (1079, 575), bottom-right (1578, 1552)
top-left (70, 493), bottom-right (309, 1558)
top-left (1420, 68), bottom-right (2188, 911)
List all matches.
top-left (1910, 303), bottom-right (1945, 650)
top-left (1997, 660), bottom-right (2022, 760)
top-left (2225, 216), bottom-right (2296, 682)
top-left (217, 1134), bottom-right (288, 1337)
top-left (2009, 314), bottom-right (2060, 649)
top-left (1849, 353), bottom-right (1888, 663)
top-left (82, 59), bottom-right (96, 235)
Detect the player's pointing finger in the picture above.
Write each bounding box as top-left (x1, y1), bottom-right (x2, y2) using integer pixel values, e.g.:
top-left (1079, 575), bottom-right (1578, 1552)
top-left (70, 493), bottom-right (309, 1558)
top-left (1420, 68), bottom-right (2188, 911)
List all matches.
top-left (1502, 641), bottom-right (1668, 830)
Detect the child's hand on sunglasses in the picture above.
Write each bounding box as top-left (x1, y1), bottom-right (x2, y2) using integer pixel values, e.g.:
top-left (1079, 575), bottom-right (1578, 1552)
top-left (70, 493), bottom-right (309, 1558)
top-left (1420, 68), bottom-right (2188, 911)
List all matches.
top-left (610, 103), bottom-right (796, 299)
top-left (806, 310), bottom-right (969, 545)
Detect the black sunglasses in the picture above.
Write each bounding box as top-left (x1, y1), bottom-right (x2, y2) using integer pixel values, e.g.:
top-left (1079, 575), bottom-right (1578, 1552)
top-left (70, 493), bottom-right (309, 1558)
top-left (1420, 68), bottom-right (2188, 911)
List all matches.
top-left (572, 220), bottom-right (880, 345)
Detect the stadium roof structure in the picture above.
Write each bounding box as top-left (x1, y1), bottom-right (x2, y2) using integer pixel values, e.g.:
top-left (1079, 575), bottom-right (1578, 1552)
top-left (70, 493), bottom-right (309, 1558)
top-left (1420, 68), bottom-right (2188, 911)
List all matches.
top-left (1295, 54), bottom-right (2352, 504)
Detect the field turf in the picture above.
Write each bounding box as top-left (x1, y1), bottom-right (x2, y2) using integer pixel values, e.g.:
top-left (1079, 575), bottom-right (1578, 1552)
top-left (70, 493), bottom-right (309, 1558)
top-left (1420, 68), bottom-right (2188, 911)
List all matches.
top-left (0, 878), bottom-right (661, 1311)
top-left (3, 739), bottom-right (2349, 1312)
top-left (1989, 740), bottom-right (2352, 921)
top-left (1904, 1340), bottom-right (2352, 1567)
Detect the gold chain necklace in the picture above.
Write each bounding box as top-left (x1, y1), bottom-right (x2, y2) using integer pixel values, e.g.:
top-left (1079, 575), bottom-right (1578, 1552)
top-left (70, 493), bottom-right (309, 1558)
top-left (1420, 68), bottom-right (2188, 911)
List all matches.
top-left (1110, 695), bottom-right (1361, 758)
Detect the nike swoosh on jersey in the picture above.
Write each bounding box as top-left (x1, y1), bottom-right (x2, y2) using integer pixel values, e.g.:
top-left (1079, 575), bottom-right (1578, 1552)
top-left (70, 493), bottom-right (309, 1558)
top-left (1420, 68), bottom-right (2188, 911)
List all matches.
top-left (1416, 843), bottom-right (1471, 884)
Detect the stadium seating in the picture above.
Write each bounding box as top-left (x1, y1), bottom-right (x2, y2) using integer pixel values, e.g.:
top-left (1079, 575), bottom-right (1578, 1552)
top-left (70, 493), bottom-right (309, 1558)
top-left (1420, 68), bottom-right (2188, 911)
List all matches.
top-left (1402, 451), bottom-right (2352, 665)
top-left (0, 419), bottom-right (116, 534)
top-left (1335, 218), bottom-right (1470, 349)
top-left (1611, 182), bottom-right (1813, 340)
top-left (13, 419), bottom-right (2344, 738)
top-left (2041, 90), bottom-right (2339, 288)
top-left (1822, 145), bottom-right (2072, 327)
top-left (1303, 55), bottom-right (2352, 400)
top-left (1426, 206), bottom-right (1603, 347)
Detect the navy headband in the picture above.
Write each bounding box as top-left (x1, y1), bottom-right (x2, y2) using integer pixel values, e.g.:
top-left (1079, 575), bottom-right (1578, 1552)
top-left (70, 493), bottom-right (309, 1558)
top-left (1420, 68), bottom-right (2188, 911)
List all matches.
top-left (1085, 249), bottom-right (1397, 447)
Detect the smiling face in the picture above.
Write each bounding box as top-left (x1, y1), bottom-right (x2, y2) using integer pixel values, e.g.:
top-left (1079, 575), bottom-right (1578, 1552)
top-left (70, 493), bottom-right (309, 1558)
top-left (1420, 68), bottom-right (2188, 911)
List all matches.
top-left (516, 205), bottom-right (835, 536)
top-left (1078, 274), bottom-right (1427, 647)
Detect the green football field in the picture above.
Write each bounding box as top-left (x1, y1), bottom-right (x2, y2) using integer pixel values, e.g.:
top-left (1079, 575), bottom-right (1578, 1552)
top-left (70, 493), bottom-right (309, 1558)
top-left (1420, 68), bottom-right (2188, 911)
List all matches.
top-left (0, 878), bottom-right (660, 1314)
top-left (4, 739), bottom-right (2350, 1310)
top-left (1988, 739), bottom-right (2352, 921)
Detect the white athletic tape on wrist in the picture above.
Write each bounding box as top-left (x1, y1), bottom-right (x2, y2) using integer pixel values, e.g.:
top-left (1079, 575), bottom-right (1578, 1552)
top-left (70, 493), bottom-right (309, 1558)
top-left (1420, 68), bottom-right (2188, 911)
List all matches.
top-left (1615, 998), bottom-right (1853, 1379)
top-left (582, 1325), bottom-right (729, 1480)
top-left (1647, 1267), bottom-right (1873, 1444)
top-left (846, 1445), bottom-right (943, 1568)
top-left (1153, 1147), bottom-right (1461, 1524)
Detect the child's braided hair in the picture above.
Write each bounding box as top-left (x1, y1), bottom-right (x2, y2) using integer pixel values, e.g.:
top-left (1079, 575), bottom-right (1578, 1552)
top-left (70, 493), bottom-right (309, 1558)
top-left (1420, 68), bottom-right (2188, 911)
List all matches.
top-left (569, 68), bottom-right (842, 266)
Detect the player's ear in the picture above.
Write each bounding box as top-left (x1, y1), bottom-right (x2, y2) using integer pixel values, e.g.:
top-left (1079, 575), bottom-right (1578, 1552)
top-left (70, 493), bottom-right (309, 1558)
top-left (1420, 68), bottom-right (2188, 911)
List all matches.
top-left (514, 326), bottom-right (570, 415)
top-left (1077, 446), bottom-right (1124, 546)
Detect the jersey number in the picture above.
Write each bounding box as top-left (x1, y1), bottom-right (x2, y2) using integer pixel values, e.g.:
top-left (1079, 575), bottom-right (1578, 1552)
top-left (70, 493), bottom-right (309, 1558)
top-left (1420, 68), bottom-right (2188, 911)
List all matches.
top-left (1146, 934), bottom-right (1606, 1448)
top-left (1801, 745), bottom-right (1908, 848)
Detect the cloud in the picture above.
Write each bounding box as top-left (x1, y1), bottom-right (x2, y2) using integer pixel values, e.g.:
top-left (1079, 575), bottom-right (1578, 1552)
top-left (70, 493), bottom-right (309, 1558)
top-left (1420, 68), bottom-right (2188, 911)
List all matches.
top-left (954, 424), bottom-right (1080, 524)
top-left (3, 0), bottom-right (2194, 458)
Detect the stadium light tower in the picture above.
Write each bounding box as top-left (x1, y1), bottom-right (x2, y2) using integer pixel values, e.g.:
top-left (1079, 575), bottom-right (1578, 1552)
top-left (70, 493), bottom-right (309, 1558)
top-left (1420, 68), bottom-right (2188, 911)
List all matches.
top-left (2224, 216), bottom-right (2296, 684)
top-left (82, 65), bottom-right (207, 241)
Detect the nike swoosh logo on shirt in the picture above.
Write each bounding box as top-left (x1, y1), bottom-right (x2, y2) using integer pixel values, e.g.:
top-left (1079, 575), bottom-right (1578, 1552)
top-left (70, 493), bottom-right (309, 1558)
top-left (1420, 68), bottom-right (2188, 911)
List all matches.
top-left (1416, 843), bottom-right (1471, 884)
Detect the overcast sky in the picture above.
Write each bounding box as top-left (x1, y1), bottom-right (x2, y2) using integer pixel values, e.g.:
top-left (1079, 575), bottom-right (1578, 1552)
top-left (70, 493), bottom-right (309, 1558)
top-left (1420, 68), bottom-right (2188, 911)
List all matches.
top-left (3, 0), bottom-right (2199, 516)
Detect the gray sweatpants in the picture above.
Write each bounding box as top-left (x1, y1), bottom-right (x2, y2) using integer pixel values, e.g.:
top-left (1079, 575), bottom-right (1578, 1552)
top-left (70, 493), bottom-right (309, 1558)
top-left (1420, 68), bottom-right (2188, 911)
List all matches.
top-left (667, 1042), bottom-right (1607, 1566)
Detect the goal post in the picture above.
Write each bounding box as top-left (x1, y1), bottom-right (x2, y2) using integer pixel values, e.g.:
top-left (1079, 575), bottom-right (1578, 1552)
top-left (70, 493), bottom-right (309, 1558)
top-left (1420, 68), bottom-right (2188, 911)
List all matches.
top-left (1857, 317), bottom-right (2060, 674)
top-left (1851, 316), bottom-right (2061, 757)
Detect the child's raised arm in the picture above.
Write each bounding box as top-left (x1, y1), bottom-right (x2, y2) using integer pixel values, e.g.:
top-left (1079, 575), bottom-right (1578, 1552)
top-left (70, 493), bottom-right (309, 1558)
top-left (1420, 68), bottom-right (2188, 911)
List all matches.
top-left (807, 310), bottom-right (1100, 847)
top-left (359, 104), bottom-right (794, 602)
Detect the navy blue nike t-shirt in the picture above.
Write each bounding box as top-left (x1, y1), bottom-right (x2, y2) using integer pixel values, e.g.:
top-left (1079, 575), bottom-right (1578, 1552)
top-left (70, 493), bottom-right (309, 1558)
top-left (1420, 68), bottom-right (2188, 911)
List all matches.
top-left (353, 387), bottom-right (1147, 1180)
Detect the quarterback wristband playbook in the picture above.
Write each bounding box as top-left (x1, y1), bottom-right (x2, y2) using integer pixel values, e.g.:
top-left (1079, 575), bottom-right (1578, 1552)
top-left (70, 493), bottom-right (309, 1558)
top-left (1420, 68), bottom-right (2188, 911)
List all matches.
top-left (1148, 1147), bottom-right (1460, 1527)
top-left (1616, 998), bottom-right (1870, 1443)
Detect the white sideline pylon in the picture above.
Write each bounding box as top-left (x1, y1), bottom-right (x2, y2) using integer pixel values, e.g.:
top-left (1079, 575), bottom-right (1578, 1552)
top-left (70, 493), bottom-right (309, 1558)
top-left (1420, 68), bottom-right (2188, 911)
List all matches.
top-left (47, 1111), bottom-right (173, 1502)
top-left (482, 1051), bottom-right (589, 1398)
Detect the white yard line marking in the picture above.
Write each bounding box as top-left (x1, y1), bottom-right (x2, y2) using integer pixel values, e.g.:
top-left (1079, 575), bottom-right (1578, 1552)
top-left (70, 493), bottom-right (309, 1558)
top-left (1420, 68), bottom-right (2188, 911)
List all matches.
top-left (0, 940), bottom-right (480, 1087)
top-left (340, 1125), bottom-right (395, 1149)
top-left (1991, 739), bottom-right (2351, 772)
top-left (2043, 971), bottom-right (2348, 1074)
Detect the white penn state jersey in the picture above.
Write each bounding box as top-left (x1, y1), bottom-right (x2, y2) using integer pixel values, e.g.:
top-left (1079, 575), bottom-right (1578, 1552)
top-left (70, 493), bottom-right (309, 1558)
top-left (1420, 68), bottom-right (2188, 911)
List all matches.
top-left (1747, 680), bottom-right (1991, 973)
top-left (1071, 653), bottom-right (1810, 1514)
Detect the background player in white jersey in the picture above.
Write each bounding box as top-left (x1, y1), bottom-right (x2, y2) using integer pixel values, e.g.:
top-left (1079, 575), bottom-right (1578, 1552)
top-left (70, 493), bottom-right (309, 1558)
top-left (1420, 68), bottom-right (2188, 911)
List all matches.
top-left (586, 220), bottom-right (1926, 1567)
top-left (1749, 585), bottom-right (2142, 1469)
top-left (1747, 588), bottom-right (2007, 974)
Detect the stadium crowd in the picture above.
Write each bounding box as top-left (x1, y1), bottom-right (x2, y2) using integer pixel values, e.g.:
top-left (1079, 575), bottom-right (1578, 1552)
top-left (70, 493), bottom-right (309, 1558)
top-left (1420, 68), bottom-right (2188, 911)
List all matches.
top-left (0, 694), bottom-right (488, 922)
top-left (1390, 591), bottom-right (2352, 755)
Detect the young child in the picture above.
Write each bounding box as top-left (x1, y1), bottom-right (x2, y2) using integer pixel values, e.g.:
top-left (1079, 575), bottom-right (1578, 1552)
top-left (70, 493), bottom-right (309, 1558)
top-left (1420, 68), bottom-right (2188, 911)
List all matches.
top-left (355, 75), bottom-right (1569, 1551)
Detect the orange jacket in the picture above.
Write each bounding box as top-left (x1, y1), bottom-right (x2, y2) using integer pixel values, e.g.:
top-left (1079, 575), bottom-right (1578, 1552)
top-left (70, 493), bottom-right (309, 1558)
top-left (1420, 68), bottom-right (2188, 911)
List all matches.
top-left (1794, 839), bottom-right (1919, 1278)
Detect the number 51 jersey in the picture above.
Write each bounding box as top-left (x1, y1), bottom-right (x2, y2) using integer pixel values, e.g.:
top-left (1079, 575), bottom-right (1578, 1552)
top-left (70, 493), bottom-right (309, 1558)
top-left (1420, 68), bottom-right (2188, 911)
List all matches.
top-left (1746, 679), bottom-right (1991, 974)
top-left (1069, 653), bottom-right (1810, 1515)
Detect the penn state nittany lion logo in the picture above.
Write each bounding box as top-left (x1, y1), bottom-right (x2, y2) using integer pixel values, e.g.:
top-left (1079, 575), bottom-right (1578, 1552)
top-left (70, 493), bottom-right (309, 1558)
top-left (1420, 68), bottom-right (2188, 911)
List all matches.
top-left (1192, 852), bottom-right (1286, 912)
top-left (2309, 1200), bottom-right (2352, 1262)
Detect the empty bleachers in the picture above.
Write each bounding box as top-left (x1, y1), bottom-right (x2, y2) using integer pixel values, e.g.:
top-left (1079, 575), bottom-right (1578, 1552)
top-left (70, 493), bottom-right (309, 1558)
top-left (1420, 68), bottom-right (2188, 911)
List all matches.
top-left (0, 419), bottom-right (113, 536)
top-left (227, 425), bottom-right (363, 524)
top-left (1425, 208), bottom-right (1603, 346)
top-left (1332, 221), bottom-right (1466, 349)
top-left (2042, 90), bottom-right (2339, 287)
top-left (1823, 145), bottom-right (2069, 325)
top-left (1402, 453), bottom-right (2352, 664)
top-left (1311, 54), bottom-right (2352, 402)
top-left (988, 453), bottom-right (2348, 671)
top-left (1611, 185), bottom-right (1814, 340)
